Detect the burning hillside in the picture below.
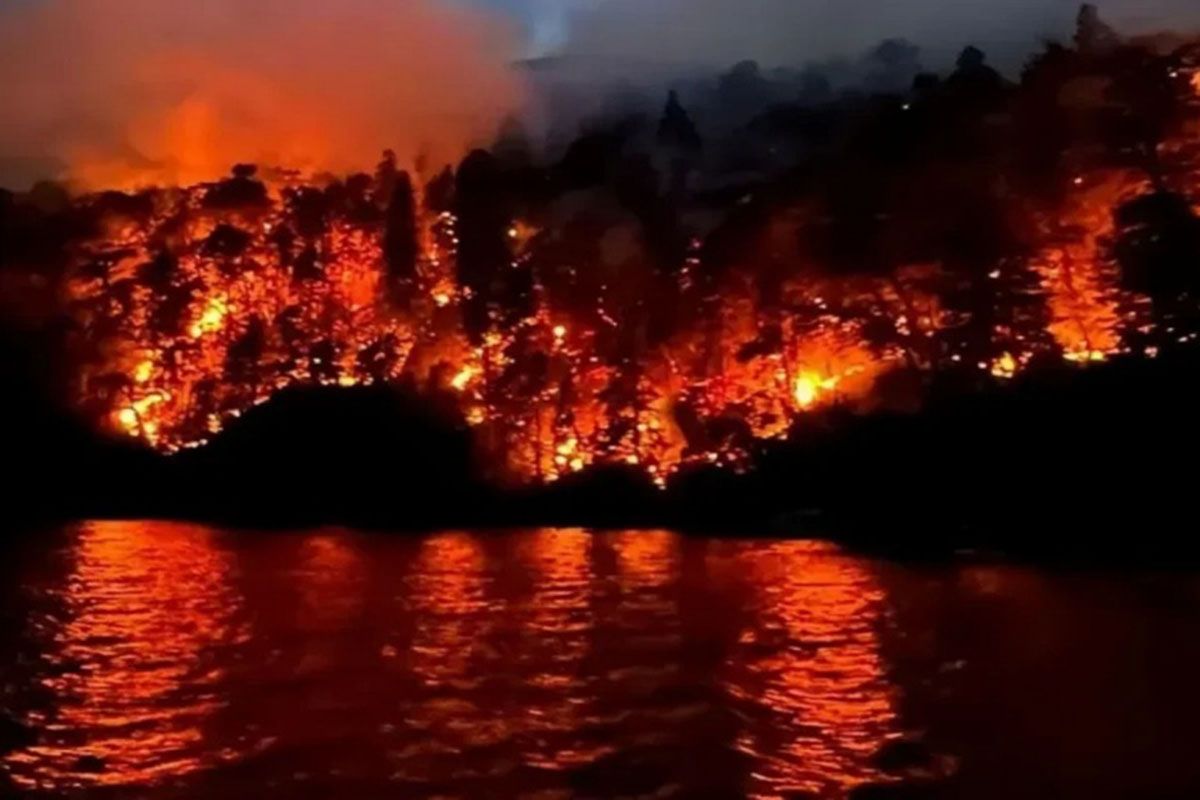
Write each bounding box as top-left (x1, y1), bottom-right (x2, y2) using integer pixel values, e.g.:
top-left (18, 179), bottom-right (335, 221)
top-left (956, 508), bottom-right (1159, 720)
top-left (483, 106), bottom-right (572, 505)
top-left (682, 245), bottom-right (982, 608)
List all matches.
top-left (6, 10), bottom-right (1200, 489)
top-left (62, 162), bottom-right (884, 484)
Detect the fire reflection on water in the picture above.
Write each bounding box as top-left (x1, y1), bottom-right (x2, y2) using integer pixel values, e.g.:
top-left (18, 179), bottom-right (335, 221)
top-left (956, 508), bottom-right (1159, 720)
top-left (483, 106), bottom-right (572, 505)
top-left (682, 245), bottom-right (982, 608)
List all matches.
top-left (292, 532), bottom-right (367, 632)
top-left (405, 531), bottom-right (490, 688)
top-left (713, 540), bottom-right (900, 797)
top-left (398, 530), bottom-right (507, 772)
top-left (3, 521), bottom-right (246, 791)
top-left (2, 524), bottom-right (899, 798)
top-left (509, 529), bottom-right (600, 772)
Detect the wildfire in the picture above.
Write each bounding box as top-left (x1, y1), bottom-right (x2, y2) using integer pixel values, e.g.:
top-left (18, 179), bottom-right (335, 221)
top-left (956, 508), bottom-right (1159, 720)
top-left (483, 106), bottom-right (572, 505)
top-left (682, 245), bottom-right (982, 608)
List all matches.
top-left (450, 366), bottom-right (477, 393)
top-left (990, 352), bottom-right (1018, 379)
top-left (1034, 170), bottom-right (1147, 362)
top-left (792, 373), bottom-right (839, 409)
top-left (55, 158), bottom-right (1155, 491)
top-left (189, 296), bottom-right (229, 339)
top-left (50, 54), bottom-right (1191, 491)
top-left (117, 407), bottom-right (139, 431)
top-left (133, 360), bottom-right (155, 384)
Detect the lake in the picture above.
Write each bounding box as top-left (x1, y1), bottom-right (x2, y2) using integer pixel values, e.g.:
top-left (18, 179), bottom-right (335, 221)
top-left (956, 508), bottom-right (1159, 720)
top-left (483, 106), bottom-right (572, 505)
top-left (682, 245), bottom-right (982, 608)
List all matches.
top-left (3, 522), bottom-right (1200, 798)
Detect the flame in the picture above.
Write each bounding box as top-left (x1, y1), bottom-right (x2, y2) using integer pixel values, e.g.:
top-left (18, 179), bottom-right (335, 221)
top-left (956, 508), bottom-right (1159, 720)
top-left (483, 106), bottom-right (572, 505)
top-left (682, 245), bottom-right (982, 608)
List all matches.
top-left (133, 360), bottom-right (154, 384)
top-left (188, 295), bottom-right (228, 339)
top-left (57, 162), bottom-right (1151, 488)
top-left (117, 407), bottom-right (139, 431)
top-left (49, 81), bottom-right (1186, 489)
top-left (450, 366), bottom-right (477, 393)
top-left (1035, 170), bottom-right (1147, 362)
top-left (793, 373), bottom-right (840, 410)
top-left (991, 352), bottom-right (1018, 379)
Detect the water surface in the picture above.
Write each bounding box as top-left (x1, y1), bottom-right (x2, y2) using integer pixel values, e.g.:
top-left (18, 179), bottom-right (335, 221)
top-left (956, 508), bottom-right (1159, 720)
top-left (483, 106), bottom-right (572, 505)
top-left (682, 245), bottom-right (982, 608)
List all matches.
top-left (3, 522), bottom-right (1200, 798)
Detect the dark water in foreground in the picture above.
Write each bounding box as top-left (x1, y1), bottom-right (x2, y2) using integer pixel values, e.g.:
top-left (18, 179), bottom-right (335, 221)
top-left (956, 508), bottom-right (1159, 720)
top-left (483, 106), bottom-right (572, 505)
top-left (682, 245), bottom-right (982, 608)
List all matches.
top-left (3, 524), bottom-right (1200, 799)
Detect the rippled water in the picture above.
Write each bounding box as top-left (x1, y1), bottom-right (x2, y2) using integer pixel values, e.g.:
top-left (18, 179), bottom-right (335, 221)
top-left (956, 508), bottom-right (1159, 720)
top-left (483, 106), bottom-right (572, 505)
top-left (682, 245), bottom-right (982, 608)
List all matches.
top-left (3, 523), bottom-right (1200, 798)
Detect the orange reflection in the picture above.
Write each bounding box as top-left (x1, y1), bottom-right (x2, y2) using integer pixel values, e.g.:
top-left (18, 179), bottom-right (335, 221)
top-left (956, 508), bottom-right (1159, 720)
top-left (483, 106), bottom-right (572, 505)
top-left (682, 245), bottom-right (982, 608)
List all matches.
top-left (405, 532), bottom-right (489, 685)
top-left (292, 531), bottom-right (367, 631)
top-left (400, 531), bottom-right (507, 761)
top-left (510, 529), bottom-right (604, 770)
top-left (514, 528), bottom-right (592, 653)
top-left (719, 541), bottom-right (899, 798)
top-left (3, 521), bottom-right (244, 792)
top-left (604, 529), bottom-right (681, 590)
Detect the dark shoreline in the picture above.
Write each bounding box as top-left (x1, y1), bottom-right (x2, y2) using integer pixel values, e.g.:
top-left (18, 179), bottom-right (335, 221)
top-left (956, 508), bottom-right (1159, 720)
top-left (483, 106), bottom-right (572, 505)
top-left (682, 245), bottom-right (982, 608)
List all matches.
top-left (7, 339), bottom-right (1199, 564)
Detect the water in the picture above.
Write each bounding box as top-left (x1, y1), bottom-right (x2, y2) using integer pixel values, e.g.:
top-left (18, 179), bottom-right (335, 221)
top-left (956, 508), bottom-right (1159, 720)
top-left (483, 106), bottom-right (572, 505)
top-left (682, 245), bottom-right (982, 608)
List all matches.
top-left (3, 523), bottom-right (1200, 799)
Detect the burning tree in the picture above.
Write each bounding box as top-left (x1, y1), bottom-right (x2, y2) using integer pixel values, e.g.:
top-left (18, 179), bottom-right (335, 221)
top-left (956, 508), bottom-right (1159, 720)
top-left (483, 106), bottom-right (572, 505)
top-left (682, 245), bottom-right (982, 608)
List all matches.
top-left (3, 7), bottom-right (1200, 488)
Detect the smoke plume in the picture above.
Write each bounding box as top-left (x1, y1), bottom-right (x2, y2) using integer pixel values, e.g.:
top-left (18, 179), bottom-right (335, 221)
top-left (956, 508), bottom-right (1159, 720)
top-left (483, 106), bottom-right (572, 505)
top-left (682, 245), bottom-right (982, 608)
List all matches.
top-left (0, 0), bottom-right (526, 190)
top-left (560, 0), bottom-right (1200, 72)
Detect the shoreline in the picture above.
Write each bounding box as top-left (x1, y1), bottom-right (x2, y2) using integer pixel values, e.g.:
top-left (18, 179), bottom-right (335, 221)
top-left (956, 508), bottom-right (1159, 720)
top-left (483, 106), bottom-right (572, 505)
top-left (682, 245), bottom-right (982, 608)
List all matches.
top-left (8, 344), bottom-right (1199, 564)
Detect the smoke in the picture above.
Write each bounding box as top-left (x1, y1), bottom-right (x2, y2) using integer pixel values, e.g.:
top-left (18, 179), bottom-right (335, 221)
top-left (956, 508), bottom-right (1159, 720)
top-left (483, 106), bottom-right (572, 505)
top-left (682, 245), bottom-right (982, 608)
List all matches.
top-left (559, 0), bottom-right (1200, 73)
top-left (0, 0), bottom-right (527, 190)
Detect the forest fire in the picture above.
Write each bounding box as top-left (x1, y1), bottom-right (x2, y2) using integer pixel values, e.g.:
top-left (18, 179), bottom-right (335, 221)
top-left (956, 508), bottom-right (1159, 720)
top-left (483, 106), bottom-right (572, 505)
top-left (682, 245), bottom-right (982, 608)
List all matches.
top-left (57, 159), bottom-right (1147, 485)
top-left (55, 173), bottom-right (913, 483)
top-left (6, 11), bottom-right (1200, 490)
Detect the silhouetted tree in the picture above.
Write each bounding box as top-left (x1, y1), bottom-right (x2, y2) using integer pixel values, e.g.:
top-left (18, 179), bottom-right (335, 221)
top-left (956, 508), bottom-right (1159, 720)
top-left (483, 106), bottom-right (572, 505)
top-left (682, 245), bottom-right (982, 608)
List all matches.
top-left (614, 154), bottom-right (688, 291)
top-left (948, 46), bottom-right (1004, 99)
top-left (798, 68), bottom-right (834, 105)
top-left (1115, 191), bottom-right (1200, 335)
top-left (658, 91), bottom-right (703, 199)
top-left (293, 243), bottom-right (323, 282)
top-left (863, 39), bottom-right (922, 94)
top-left (140, 249), bottom-right (176, 292)
top-left (142, 251), bottom-right (193, 337)
top-left (374, 150), bottom-right (399, 208)
top-left (287, 187), bottom-right (330, 240)
top-left (226, 316), bottom-right (266, 384)
top-left (939, 46), bottom-right (1008, 158)
top-left (1103, 48), bottom-right (1181, 181)
top-left (494, 116), bottom-right (535, 170)
top-left (425, 166), bottom-right (456, 215)
top-left (27, 181), bottom-right (70, 214)
top-left (1014, 42), bottom-right (1079, 191)
top-left (309, 339), bottom-right (339, 384)
top-left (1075, 4), bottom-right (1120, 56)
top-left (557, 124), bottom-right (632, 190)
top-left (335, 173), bottom-right (380, 224)
top-left (203, 165), bottom-right (269, 210)
top-left (201, 224), bottom-right (252, 261)
top-left (455, 149), bottom-right (513, 343)
top-left (357, 332), bottom-right (404, 383)
top-left (717, 60), bottom-right (774, 120)
top-left (269, 223), bottom-right (296, 268)
top-left (92, 190), bottom-right (154, 223)
top-left (658, 90), bottom-right (702, 152)
top-left (383, 171), bottom-right (419, 294)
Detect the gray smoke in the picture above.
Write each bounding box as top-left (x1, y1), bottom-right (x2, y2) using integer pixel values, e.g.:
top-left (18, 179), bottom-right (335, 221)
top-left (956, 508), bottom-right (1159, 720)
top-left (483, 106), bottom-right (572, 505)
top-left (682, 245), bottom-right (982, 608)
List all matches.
top-left (559, 0), bottom-right (1200, 72)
